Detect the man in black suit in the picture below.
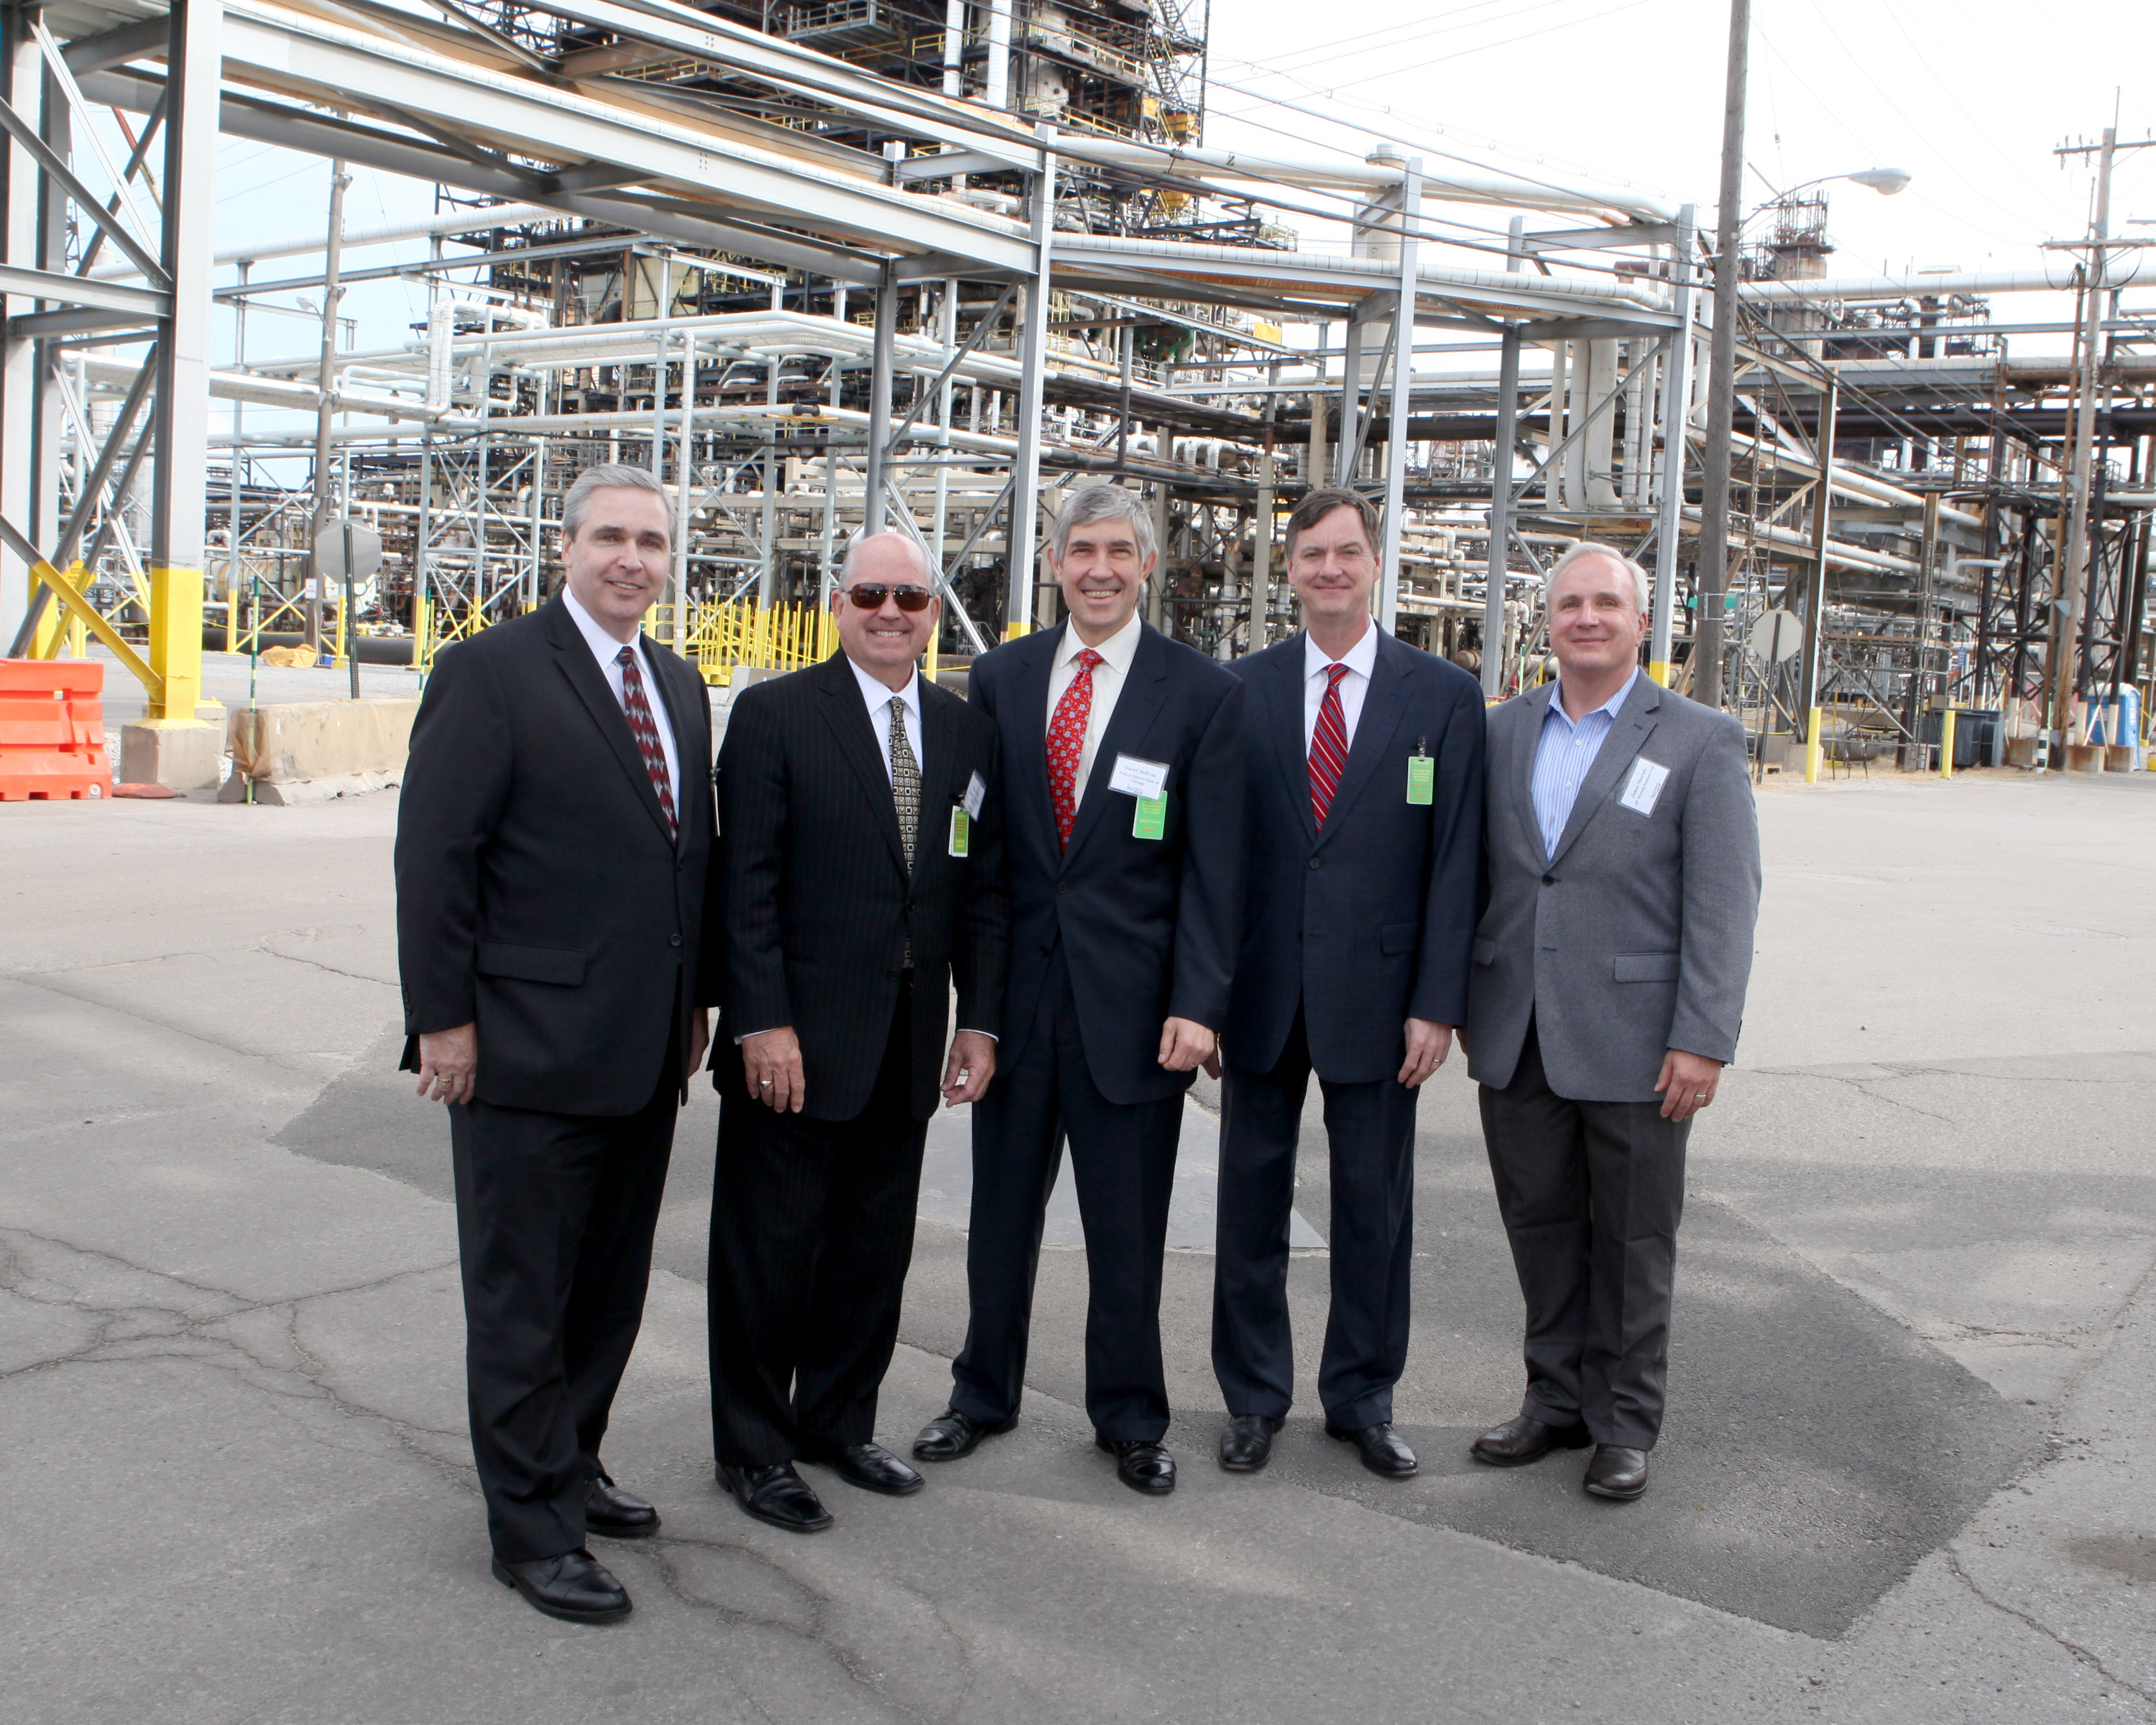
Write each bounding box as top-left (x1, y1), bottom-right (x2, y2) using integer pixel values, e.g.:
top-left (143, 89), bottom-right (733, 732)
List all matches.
top-left (397, 464), bottom-right (715, 1626)
top-left (913, 484), bottom-right (1244, 1496)
top-left (709, 531), bottom-right (1007, 1534)
top-left (1211, 487), bottom-right (1485, 1479)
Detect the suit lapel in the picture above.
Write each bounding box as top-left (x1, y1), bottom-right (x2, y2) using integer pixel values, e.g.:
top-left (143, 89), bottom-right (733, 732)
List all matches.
top-left (1547, 673), bottom-right (1662, 869)
top-left (645, 645), bottom-right (706, 849)
top-left (1005, 625), bottom-right (1060, 859)
top-left (545, 599), bottom-right (676, 845)
top-left (1064, 622), bottom-right (1169, 865)
top-left (1313, 630), bottom-right (1410, 850)
top-left (1511, 681), bottom-right (1558, 869)
top-left (815, 652), bottom-right (909, 876)
top-left (1268, 638), bottom-right (1317, 847)
top-left (917, 679), bottom-right (960, 864)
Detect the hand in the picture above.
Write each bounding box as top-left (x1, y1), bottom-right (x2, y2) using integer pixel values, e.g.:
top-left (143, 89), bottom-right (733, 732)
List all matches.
top-left (688, 1009), bottom-right (710, 1077)
top-left (1654, 1048), bottom-right (1723, 1122)
top-left (415, 1023), bottom-right (477, 1105)
top-left (1398, 1018), bottom-right (1453, 1088)
top-left (1157, 1016), bottom-right (1217, 1073)
top-left (742, 1026), bottom-right (806, 1113)
top-left (941, 1030), bottom-right (997, 1108)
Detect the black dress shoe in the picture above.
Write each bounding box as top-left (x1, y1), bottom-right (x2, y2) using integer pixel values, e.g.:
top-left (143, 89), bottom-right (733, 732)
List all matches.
top-left (585, 1473), bottom-right (660, 1539)
top-left (805, 1440), bottom-right (924, 1496)
top-left (1584, 1444), bottom-right (1650, 1501)
top-left (1469, 1412), bottom-right (1593, 1468)
top-left (1097, 1435), bottom-right (1176, 1495)
top-left (1325, 1421), bottom-right (1419, 1478)
top-left (492, 1548), bottom-right (632, 1624)
top-left (913, 1407), bottom-right (1015, 1463)
top-left (717, 1461), bottom-right (834, 1532)
top-left (1218, 1414), bottom-right (1284, 1473)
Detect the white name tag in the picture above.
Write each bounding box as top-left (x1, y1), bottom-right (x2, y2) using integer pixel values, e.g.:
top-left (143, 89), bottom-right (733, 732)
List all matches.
top-left (1619, 755), bottom-right (1670, 816)
top-left (1107, 753), bottom-right (1169, 801)
top-left (962, 770), bottom-right (986, 820)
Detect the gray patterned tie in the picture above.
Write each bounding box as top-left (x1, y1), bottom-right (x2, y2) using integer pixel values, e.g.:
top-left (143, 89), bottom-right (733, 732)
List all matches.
top-left (888, 696), bottom-right (919, 873)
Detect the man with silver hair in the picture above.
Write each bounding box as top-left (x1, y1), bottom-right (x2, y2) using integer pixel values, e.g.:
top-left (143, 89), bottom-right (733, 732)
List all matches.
top-left (915, 483), bottom-right (1245, 1496)
top-left (1464, 540), bottom-right (1759, 1502)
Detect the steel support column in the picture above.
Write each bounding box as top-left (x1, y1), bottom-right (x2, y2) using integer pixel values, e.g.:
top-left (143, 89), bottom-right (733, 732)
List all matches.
top-left (864, 260), bottom-right (895, 537)
top-left (1649, 206), bottom-right (1698, 684)
top-left (146, 0), bottom-right (219, 727)
top-left (0, 19), bottom-right (37, 644)
top-left (1797, 375), bottom-right (1837, 781)
top-left (1376, 157), bottom-right (1422, 638)
top-left (1003, 127), bottom-right (1054, 638)
top-left (1483, 216), bottom-right (1525, 699)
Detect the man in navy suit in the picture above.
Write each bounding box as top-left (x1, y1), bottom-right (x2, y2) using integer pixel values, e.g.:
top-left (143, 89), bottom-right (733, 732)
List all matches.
top-left (913, 484), bottom-right (1244, 1496)
top-left (1211, 487), bottom-right (1485, 1478)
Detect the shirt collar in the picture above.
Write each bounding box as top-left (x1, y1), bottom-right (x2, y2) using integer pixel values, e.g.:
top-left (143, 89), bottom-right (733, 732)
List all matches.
top-left (561, 586), bottom-right (645, 668)
top-left (1055, 610), bottom-right (1142, 675)
top-left (1304, 620), bottom-right (1379, 683)
top-left (1547, 666), bottom-right (1640, 727)
top-left (846, 650), bottom-right (920, 718)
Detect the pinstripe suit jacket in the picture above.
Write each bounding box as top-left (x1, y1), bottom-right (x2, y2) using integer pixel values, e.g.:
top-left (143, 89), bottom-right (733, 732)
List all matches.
top-left (1464, 673), bottom-right (1760, 1103)
top-left (714, 650), bottom-right (1008, 1123)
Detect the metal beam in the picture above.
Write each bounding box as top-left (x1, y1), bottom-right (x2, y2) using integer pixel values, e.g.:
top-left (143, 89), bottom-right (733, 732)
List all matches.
top-left (0, 263), bottom-right (167, 318)
top-left (1004, 128), bottom-right (1056, 638)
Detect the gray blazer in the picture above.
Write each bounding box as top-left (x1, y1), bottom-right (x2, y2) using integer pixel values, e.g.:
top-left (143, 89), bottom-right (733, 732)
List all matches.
top-left (1465, 673), bottom-right (1761, 1103)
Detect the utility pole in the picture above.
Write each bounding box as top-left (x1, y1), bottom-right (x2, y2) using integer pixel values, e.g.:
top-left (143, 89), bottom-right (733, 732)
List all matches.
top-left (2046, 128), bottom-right (2156, 752)
top-left (304, 156), bottom-right (349, 654)
top-left (1694, 0), bottom-right (1749, 711)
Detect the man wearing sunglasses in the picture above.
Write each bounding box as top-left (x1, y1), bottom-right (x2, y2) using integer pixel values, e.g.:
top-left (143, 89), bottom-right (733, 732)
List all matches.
top-left (707, 531), bottom-right (1008, 1535)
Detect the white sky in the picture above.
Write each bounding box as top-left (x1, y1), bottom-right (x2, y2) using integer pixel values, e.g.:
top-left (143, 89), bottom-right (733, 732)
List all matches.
top-left (195, 0), bottom-right (2156, 453)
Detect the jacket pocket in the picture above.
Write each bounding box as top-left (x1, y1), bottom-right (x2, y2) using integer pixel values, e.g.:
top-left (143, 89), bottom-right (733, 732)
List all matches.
top-left (1613, 952), bottom-right (1679, 983)
top-left (1472, 937), bottom-right (1497, 967)
top-left (476, 941), bottom-right (588, 986)
top-left (1380, 921), bottom-right (1420, 957)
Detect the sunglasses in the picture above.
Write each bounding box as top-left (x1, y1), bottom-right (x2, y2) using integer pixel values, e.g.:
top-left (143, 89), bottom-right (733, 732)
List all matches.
top-left (844, 583), bottom-right (934, 612)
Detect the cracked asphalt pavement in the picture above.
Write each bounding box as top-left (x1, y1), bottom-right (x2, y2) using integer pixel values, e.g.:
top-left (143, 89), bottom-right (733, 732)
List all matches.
top-left (3, 766), bottom-right (2152, 1722)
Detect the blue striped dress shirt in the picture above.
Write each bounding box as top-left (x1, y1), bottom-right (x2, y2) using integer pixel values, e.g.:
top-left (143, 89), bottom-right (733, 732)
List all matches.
top-left (1530, 669), bottom-right (1639, 857)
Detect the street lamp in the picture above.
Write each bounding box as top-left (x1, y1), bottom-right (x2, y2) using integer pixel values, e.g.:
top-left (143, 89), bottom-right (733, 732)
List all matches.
top-left (1747, 167), bottom-right (1914, 221)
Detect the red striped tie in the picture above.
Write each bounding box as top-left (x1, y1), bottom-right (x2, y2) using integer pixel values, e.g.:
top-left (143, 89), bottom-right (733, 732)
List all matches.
top-left (1309, 661), bottom-right (1351, 829)
top-left (616, 645), bottom-right (678, 842)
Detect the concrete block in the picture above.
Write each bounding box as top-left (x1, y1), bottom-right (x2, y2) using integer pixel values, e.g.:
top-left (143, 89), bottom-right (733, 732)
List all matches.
top-left (225, 696), bottom-right (418, 801)
top-left (118, 720), bottom-right (223, 791)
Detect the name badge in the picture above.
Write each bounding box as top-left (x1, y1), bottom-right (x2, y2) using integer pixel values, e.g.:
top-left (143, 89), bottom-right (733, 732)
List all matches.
top-left (962, 770), bottom-right (986, 820)
top-left (1107, 753), bottom-right (1170, 801)
top-left (1406, 753), bottom-right (1434, 805)
top-left (949, 806), bottom-right (972, 857)
top-left (1132, 794), bottom-right (1167, 840)
top-left (1619, 756), bottom-right (1670, 816)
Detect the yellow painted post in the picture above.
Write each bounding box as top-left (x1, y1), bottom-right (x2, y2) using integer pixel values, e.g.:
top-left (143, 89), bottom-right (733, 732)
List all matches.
top-left (29, 589), bottom-right (64, 658)
top-left (144, 564), bottom-right (210, 725)
top-left (1005, 618), bottom-right (1031, 641)
top-left (1647, 660), bottom-right (1670, 686)
top-left (334, 581), bottom-right (350, 669)
top-left (66, 610), bottom-right (87, 658)
top-left (1804, 706), bottom-right (1824, 783)
top-left (1938, 707), bottom-right (1956, 780)
top-left (413, 594), bottom-right (431, 671)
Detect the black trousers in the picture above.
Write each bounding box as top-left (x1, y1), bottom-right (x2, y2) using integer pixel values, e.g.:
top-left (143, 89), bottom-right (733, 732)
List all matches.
top-left (707, 989), bottom-right (926, 1468)
top-left (949, 946), bottom-right (1184, 1443)
top-left (1213, 1006), bottom-right (1419, 1429)
top-left (1477, 1020), bottom-right (1689, 1450)
top-left (449, 1059), bottom-right (677, 1563)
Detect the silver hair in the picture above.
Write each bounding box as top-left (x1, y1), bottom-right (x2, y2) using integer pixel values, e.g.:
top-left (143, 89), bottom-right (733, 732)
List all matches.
top-left (839, 530), bottom-right (933, 586)
top-left (1546, 540), bottom-right (1651, 614)
top-left (561, 462), bottom-right (669, 543)
top-left (1050, 484), bottom-right (1156, 563)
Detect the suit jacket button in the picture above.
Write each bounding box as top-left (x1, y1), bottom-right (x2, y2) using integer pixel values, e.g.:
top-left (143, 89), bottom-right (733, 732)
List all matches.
top-left (1309, 857), bottom-right (1322, 870)
top-left (1056, 881), bottom-right (1069, 895)
top-left (670, 934), bottom-right (683, 947)
top-left (1542, 874), bottom-right (1554, 886)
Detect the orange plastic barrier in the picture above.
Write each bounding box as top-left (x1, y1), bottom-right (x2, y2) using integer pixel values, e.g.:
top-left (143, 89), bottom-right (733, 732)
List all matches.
top-left (0, 659), bottom-right (111, 801)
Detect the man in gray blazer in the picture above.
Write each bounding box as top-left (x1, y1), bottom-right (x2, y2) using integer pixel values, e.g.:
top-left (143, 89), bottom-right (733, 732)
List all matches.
top-left (1465, 542), bottom-right (1759, 1501)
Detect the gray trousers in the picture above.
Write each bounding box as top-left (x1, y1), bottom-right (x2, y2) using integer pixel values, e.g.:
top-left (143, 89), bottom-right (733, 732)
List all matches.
top-left (1478, 1021), bottom-right (1689, 1450)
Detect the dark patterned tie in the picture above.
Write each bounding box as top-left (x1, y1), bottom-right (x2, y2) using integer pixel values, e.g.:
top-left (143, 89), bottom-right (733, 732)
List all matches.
top-left (888, 696), bottom-right (920, 871)
top-left (1046, 648), bottom-right (1103, 851)
top-left (615, 645), bottom-right (677, 842)
top-left (1309, 661), bottom-right (1350, 828)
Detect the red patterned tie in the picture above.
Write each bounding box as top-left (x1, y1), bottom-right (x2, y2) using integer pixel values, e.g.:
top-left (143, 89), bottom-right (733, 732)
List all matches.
top-left (616, 645), bottom-right (678, 842)
top-left (1046, 648), bottom-right (1103, 852)
top-left (1309, 661), bottom-right (1351, 829)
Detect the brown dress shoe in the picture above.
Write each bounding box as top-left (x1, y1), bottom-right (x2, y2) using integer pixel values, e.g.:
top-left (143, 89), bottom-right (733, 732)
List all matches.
top-left (1584, 1444), bottom-right (1649, 1500)
top-left (1470, 1412), bottom-right (1593, 1468)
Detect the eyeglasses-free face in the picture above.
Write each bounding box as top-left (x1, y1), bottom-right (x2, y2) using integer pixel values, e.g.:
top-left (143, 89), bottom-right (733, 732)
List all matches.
top-left (844, 582), bottom-right (934, 612)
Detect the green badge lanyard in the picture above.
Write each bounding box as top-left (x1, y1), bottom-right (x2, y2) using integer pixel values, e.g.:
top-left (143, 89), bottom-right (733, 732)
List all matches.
top-left (1406, 736), bottom-right (1434, 805)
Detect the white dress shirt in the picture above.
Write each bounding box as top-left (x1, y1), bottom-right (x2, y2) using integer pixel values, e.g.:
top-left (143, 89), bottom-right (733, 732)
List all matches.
top-left (1302, 621), bottom-right (1380, 753)
top-left (1531, 668), bottom-right (1639, 858)
top-left (1044, 610), bottom-right (1143, 801)
top-left (846, 653), bottom-right (923, 782)
top-left (561, 586), bottom-right (678, 805)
